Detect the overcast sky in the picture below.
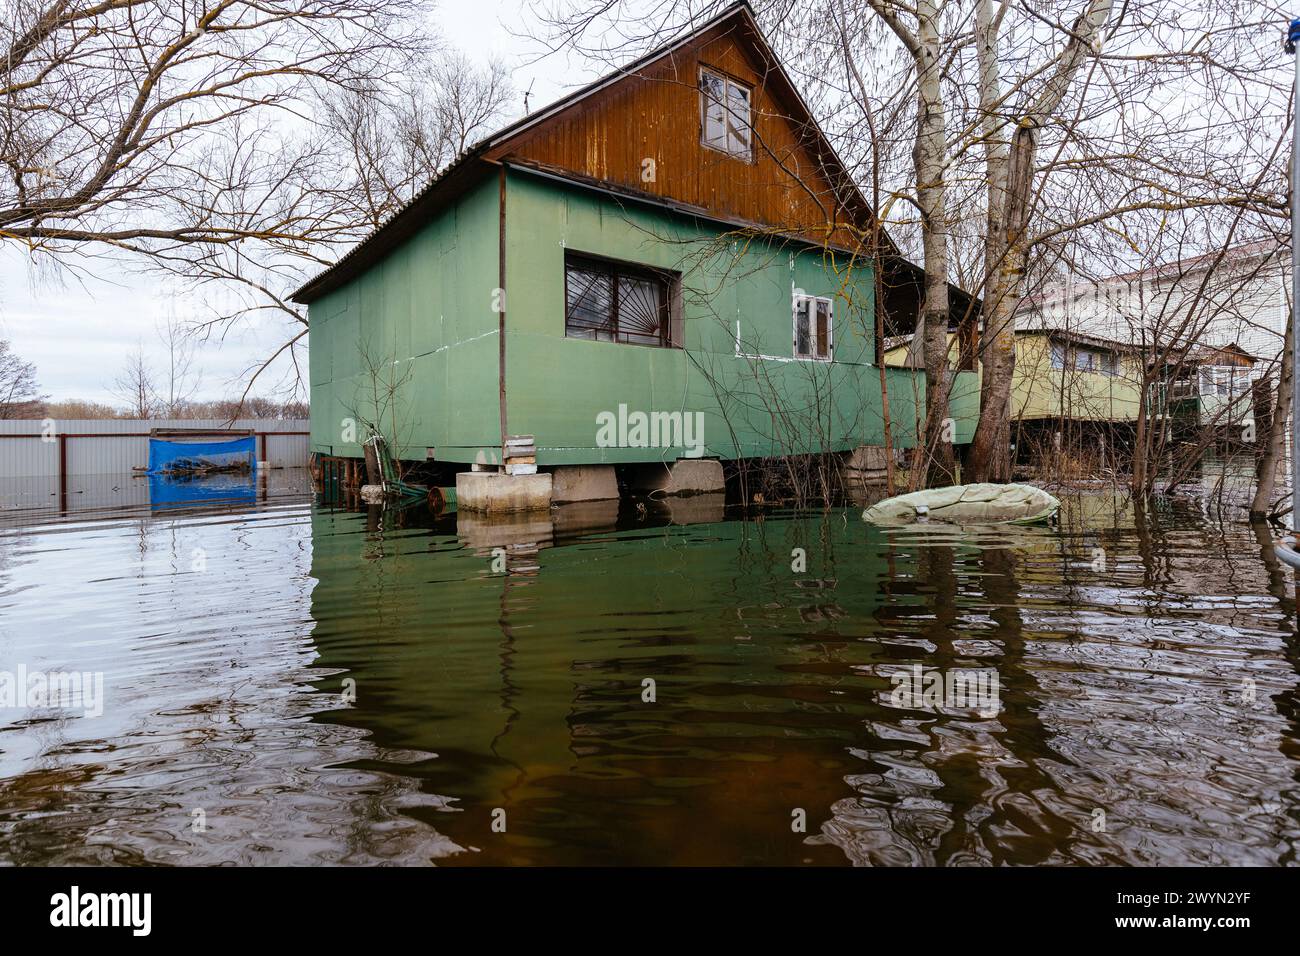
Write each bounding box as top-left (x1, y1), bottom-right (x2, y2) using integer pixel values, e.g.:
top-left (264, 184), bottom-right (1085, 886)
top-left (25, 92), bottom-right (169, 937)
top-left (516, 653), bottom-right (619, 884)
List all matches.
top-left (0, 0), bottom-right (582, 405)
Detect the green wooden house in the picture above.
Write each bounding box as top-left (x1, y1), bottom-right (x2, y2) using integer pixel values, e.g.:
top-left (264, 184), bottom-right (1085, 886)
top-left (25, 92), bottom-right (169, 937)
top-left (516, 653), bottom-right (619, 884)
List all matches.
top-left (291, 2), bottom-right (977, 504)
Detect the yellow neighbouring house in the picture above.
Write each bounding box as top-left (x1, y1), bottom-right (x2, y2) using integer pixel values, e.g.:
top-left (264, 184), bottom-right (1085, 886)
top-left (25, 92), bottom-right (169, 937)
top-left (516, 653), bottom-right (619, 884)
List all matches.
top-left (883, 329), bottom-right (1145, 425)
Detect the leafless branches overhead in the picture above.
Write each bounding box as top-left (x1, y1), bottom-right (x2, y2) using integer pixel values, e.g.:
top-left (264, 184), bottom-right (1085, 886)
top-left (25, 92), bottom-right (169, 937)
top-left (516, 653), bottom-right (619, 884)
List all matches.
top-left (1, 0), bottom-right (511, 398)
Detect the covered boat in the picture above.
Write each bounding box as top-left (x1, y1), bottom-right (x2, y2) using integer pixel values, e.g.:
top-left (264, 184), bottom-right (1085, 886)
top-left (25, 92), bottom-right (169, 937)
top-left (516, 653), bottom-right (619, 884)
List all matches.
top-left (863, 483), bottom-right (1060, 526)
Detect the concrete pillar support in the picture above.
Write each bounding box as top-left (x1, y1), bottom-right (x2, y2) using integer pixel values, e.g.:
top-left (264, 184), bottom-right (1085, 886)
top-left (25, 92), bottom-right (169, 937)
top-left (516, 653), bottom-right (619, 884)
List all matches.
top-left (843, 445), bottom-right (890, 483)
top-left (456, 471), bottom-right (552, 514)
top-left (626, 458), bottom-right (725, 497)
top-left (551, 465), bottom-right (619, 503)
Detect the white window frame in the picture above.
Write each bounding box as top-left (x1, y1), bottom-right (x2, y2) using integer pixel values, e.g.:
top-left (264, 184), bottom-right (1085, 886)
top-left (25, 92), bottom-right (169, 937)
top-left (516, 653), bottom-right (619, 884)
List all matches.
top-left (699, 67), bottom-right (753, 161)
top-left (793, 293), bottom-right (833, 361)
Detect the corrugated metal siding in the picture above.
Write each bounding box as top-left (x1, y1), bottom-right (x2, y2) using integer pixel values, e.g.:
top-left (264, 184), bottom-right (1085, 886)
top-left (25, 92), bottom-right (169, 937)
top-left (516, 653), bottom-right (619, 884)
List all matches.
top-left (0, 469), bottom-right (315, 518)
top-left (0, 420), bottom-right (309, 478)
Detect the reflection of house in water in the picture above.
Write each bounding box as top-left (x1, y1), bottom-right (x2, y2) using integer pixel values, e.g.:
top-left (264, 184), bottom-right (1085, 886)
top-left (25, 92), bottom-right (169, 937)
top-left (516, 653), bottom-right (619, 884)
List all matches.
top-left (304, 502), bottom-right (907, 865)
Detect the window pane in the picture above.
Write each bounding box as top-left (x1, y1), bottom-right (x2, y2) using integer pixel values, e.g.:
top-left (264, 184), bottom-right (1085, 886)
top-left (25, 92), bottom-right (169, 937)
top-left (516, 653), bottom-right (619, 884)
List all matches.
top-left (566, 266), bottom-right (614, 340)
top-left (726, 81), bottom-right (751, 154)
top-left (701, 72), bottom-right (727, 150)
top-left (795, 298), bottom-right (811, 355)
top-left (617, 276), bottom-right (665, 346)
top-left (701, 70), bottom-right (725, 101)
top-left (565, 256), bottom-right (673, 349)
top-left (1051, 343), bottom-right (1065, 369)
top-left (815, 300), bottom-right (830, 357)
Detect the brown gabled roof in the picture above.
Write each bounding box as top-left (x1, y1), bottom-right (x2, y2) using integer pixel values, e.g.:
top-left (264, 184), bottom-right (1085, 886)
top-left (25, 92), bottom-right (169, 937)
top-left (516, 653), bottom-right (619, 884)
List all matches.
top-left (1027, 327), bottom-right (1141, 353)
top-left (291, 2), bottom-right (914, 305)
top-left (1182, 342), bottom-right (1259, 365)
top-left (886, 326), bottom-right (1140, 356)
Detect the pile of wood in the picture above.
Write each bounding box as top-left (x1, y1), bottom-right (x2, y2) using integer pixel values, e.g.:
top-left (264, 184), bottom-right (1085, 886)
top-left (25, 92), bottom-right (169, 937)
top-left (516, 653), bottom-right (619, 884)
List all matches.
top-left (158, 457), bottom-right (252, 477)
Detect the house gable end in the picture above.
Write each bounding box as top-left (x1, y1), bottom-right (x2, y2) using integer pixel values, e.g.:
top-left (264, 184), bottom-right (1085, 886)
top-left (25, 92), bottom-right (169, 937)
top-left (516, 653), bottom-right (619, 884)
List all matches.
top-left (484, 11), bottom-right (866, 248)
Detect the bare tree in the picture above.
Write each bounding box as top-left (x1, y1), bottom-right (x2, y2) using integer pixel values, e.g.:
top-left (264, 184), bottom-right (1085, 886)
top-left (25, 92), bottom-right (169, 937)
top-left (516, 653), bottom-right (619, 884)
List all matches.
top-left (1, 1), bottom-right (431, 248)
top-left (804, 0), bottom-right (1285, 489)
top-left (863, 0), bottom-right (957, 487)
top-left (111, 343), bottom-right (157, 418)
top-left (181, 49), bottom-right (512, 403)
top-left (966, 0), bottom-right (1114, 482)
top-left (313, 54), bottom-right (513, 232)
top-left (0, 338), bottom-right (43, 416)
top-left (43, 398), bottom-right (123, 419)
top-left (0, 0), bottom-right (513, 400)
top-left (157, 314), bottom-right (202, 416)
top-left (431, 54), bottom-right (514, 158)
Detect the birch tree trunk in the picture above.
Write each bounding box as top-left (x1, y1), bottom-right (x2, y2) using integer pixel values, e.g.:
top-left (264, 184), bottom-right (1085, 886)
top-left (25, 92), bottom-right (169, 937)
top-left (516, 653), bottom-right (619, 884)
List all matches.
top-left (968, 0), bottom-right (1013, 480)
top-left (871, 0), bottom-right (955, 487)
top-left (914, 0), bottom-right (957, 486)
top-left (966, 0), bottom-right (1007, 373)
top-left (968, 0), bottom-right (1114, 482)
top-left (1251, 315), bottom-right (1293, 518)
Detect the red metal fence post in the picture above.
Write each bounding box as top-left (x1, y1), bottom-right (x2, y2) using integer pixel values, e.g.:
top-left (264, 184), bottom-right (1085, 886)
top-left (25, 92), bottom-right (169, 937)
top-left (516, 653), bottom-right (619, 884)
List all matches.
top-left (58, 433), bottom-right (68, 512)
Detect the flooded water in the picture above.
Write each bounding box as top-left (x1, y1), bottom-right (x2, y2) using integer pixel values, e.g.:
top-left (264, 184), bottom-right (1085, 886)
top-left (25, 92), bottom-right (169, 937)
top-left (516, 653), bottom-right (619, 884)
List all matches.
top-left (1, 473), bottom-right (1297, 866)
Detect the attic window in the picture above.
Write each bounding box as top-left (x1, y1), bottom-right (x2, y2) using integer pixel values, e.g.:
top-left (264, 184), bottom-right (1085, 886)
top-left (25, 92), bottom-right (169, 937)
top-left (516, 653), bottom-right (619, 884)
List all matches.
top-left (700, 68), bottom-right (752, 159)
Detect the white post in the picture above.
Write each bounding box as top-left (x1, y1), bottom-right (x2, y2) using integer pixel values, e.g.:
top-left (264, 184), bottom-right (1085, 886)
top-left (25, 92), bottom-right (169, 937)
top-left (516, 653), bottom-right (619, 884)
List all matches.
top-left (1291, 20), bottom-right (1300, 540)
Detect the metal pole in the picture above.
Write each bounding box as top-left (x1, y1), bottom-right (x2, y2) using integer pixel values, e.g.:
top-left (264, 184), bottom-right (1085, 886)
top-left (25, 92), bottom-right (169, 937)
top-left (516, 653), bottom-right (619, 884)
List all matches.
top-left (1290, 19), bottom-right (1300, 543)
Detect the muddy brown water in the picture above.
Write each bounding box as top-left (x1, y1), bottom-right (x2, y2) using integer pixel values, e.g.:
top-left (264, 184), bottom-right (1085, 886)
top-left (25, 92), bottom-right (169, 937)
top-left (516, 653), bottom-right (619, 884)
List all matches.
top-left (0, 473), bottom-right (1296, 865)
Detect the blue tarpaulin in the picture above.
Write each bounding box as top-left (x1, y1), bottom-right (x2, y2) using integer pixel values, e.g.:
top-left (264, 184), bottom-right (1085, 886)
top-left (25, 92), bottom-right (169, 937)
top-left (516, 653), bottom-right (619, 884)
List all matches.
top-left (147, 436), bottom-right (256, 475)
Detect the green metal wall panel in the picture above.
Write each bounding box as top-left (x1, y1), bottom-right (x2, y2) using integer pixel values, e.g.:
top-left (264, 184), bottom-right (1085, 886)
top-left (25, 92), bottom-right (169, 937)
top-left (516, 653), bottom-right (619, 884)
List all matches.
top-left (502, 170), bottom-right (943, 464)
top-left (308, 176), bottom-right (503, 462)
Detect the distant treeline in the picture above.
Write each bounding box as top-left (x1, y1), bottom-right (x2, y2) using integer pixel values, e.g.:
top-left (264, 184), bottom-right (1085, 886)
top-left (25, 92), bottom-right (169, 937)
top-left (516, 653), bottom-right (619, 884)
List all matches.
top-left (13, 397), bottom-right (310, 421)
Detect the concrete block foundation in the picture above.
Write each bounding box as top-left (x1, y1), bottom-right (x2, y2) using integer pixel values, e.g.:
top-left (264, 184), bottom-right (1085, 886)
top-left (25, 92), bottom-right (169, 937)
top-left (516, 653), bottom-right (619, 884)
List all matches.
top-left (550, 465), bottom-right (619, 503)
top-left (843, 445), bottom-right (891, 484)
top-left (845, 445), bottom-right (889, 473)
top-left (625, 458), bottom-right (725, 497)
top-left (456, 471), bottom-right (553, 515)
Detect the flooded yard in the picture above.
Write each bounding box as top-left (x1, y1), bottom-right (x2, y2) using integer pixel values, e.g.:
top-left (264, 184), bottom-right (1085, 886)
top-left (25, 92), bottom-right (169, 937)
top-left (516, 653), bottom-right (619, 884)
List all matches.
top-left (0, 474), bottom-right (1297, 865)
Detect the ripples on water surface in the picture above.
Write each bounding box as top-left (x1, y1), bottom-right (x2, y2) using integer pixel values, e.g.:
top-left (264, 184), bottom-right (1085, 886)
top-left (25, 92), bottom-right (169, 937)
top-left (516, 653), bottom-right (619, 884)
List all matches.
top-left (0, 476), bottom-right (1297, 865)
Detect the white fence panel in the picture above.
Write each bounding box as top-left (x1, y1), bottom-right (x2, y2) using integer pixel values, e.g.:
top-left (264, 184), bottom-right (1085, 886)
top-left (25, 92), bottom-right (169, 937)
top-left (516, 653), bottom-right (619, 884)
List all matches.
top-left (0, 419), bottom-right (310, 478)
